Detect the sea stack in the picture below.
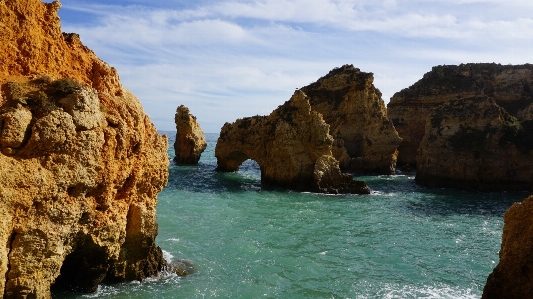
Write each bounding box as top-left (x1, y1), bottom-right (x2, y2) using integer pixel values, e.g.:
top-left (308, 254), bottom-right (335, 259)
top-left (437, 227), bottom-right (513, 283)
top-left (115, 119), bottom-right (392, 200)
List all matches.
top-left (215, 90), bottom-right (370, 194)
top-left (174, 105), bottom-right (207, 164)
top-left (415, 97), bottom-right (533, 191)
top-left (388, 63), bottom-right (533, 167)
top-left (482, 195), bottom-right (533, 298)
top-left (301, 65), bottom-right (402, 174)
top-left (0, 0), bottom-right (169, 297)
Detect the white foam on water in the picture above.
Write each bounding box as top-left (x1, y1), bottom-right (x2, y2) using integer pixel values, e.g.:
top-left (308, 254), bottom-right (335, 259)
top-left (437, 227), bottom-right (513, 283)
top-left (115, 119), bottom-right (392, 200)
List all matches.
top-left (79, 284), bottom-right (121, 298)
top-left (376, 283), bottom-right (478, 299)
top-left (162, 249), bottom-right (174, 262)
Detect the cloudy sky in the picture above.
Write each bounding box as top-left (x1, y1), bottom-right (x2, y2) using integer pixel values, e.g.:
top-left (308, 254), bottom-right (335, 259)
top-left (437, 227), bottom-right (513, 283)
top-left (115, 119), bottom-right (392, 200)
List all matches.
top-left (57, 0), bottom-right (533, 132)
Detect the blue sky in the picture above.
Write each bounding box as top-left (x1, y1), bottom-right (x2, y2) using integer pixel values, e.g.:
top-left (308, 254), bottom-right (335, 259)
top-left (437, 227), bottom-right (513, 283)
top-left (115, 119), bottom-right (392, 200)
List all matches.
top-left (57, 0), bottom-right (533, 132)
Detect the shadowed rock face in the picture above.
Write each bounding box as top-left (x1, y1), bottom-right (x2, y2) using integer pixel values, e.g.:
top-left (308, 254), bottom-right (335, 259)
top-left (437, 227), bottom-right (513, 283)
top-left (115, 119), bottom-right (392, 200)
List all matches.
top-left (388, 63), bottom-right (533, 166)
top-left (415, 97), bottom-right (533, 191)
top-left (301, 65), bottom-right (402, 174)
top-left (0, 1), bottom-right (169, 298)
top-left (483, 195), bottom-right (533, 298)
top-left (174, 105), bottom-right (207, 164)
top-left (215, 90), bottom-right (370, 194)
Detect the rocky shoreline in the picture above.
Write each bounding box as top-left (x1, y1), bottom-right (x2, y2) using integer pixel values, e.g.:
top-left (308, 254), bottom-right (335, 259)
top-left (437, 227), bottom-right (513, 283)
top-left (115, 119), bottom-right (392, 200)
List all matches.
top-left (1, 0), bottom-right (532, 297)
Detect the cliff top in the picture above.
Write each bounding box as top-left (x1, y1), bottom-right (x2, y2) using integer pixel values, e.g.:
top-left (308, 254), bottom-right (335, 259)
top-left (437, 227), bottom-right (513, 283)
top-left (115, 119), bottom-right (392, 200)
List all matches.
top-left (301, 64), bottom-right (377, 109)
top-left (389, 63), bottom-right (533, 109)
top-left (303, 64), bottom-right (374, 90)
top-left (0, 0), bottom-right (122, 98)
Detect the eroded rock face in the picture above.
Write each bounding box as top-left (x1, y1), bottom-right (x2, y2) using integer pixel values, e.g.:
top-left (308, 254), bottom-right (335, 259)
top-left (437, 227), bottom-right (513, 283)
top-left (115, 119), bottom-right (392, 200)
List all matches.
top-left (482, 195), bottom-right (533, 298)
top-left (0, 106), bottom-right (32, 150)
top-left (215, 90), bottom-right (370, 194)
top-left (174, 105), bottom-right (207, 164)
top-left (416, 97), bottom-right (533, 191)
top-left (0, 1), bottom-right (169, 298)
top-left (301, 65), bottom-right (402, 174)
top-left (388, 63), bottom-right (533, 166)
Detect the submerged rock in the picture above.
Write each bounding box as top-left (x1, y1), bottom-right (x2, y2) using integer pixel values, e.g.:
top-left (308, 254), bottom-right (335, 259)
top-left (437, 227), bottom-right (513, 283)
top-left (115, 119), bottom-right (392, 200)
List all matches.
top-left (174, 105), bottom-right (207, 164)
top-left (0, 0), bottom-right (169, 297)
top-left (388, 63), bottom-right (533, 166)
top-left (482, 195), bottom-right (533, 298)
top-left (215, 90), bottom-right (370, 194)
top-left (168, 260), bottom-right (195, 276)
top-left (416, 97), bottom-right (533, 191)
top-left (301, 65), bottom-right (402, 174)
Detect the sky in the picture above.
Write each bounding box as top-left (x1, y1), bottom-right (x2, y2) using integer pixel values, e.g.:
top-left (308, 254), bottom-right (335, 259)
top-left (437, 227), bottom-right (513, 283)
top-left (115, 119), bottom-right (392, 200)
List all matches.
top-left (56, 0), bottom-right (533, 132)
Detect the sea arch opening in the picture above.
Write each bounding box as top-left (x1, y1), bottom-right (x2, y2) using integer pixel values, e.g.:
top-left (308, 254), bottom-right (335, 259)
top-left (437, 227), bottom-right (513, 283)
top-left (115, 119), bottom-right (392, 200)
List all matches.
top-left (215, 150), bottom-right (263, 188)
top-left (216, 150), bottom-right (261, 172)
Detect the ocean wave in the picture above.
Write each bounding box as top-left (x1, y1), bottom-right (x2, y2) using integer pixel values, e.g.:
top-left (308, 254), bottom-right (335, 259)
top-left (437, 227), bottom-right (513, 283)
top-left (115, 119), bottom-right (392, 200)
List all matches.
top-left (373, 283), bottom-right (478, 299)
top-left (162, 249), bottom-right (174, 262)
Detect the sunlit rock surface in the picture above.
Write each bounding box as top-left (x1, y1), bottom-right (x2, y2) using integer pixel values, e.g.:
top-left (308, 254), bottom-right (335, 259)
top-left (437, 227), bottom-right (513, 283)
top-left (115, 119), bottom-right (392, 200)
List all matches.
top-left (173, 105), bottom-right (207, 164)
top-left (483, 195), bottom-right (533, 298)
top-left (301, 65), bottom-right (401, 174)
top-left (215, 90), bottom-right (370, 194)
top-left (0, 0), bottom-right (170, 297)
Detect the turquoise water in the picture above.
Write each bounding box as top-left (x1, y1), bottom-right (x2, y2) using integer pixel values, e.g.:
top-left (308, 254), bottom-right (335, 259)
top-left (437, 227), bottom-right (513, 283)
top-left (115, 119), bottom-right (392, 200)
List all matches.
top-left (55, 132), bottom-right (529, 299)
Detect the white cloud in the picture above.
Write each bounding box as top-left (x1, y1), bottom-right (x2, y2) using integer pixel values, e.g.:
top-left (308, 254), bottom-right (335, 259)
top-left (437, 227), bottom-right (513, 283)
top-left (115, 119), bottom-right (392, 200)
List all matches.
top-left (58, 0), bottom-right (533, 131)
top-left (70, 18), bottom-right (248, 49)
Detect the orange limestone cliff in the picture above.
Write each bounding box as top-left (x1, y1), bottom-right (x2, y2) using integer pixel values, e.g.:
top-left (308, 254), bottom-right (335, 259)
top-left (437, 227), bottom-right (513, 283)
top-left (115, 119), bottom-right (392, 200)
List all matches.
top-left (174, 105), bottom-right (207, 164)
top-left (483, 195), bottom-right (533, 298)
top-left (301, 65), bottom-right (402, 174)
top-left (0, 0), bottom-right (170, 298)
top-left (215, 90), bottom-right (370, 194)
top-left (388, 63), bottom-right (533, 166)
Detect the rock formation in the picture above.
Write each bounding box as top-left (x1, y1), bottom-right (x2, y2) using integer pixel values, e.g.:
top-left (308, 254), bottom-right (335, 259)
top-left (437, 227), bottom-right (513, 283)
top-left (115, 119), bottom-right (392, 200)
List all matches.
top-left (301, 65), bottom-right (402, 174)
top-left (416, 97), bottom-right (533, 191)
top-left (174, 105), bottom-right (207, 164)
top-left (482, 195), bottom-right (533, 298)
top-left (215, 90), bottom-right (370, 194)
top-left (0, 1), bottom-right (170, 298)
top-left (388, 63), bottom-right (533, 166)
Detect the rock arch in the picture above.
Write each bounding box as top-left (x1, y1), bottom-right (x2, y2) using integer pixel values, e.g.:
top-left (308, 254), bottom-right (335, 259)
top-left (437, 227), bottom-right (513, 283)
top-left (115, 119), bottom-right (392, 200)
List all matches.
top-left (217, 151), bottom-right (254, 172)
top-left (215, 90), bottom-right (369, 194)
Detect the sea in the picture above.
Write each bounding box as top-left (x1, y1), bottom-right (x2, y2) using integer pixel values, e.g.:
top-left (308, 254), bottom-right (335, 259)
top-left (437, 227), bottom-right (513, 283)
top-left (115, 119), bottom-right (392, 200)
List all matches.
top-left (54, 132), bottom-right (530, 299)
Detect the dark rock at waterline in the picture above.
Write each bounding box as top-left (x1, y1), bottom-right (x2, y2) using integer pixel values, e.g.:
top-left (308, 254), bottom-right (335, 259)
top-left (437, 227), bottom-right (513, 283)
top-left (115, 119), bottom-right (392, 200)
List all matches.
top-left (168, 260), bottom-right (195, 276)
